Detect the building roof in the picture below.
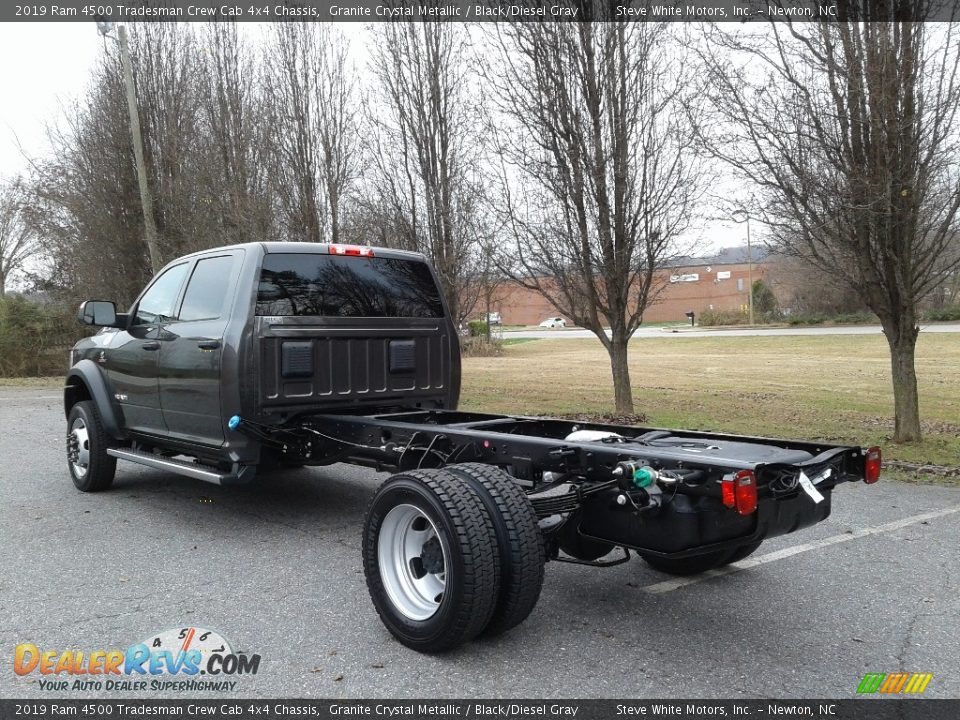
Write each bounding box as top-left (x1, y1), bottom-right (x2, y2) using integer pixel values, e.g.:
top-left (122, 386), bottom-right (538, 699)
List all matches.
top-left (664, 245), bottom-right (771, 269)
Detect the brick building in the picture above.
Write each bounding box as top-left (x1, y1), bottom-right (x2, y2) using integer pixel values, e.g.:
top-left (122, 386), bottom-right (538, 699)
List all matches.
top-left (492, 246), bottom-right (770, 326)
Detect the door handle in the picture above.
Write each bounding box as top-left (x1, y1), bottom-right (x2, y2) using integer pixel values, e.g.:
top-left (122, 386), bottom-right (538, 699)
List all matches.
top-left (197, 340), bottom-right (221, 350)
top-left (141, 341), bottom-right (160, 351)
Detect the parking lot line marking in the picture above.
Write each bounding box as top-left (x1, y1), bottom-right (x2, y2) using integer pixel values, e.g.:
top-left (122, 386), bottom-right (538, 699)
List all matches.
top-left (642, 503), bottom-right (960, 594)
top-left (6, 395), bottom-right (60, 400)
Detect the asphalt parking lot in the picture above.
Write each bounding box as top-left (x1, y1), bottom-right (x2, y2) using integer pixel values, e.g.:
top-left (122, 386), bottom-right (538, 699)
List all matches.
top-left (2, 387), bottom-right (958, 699)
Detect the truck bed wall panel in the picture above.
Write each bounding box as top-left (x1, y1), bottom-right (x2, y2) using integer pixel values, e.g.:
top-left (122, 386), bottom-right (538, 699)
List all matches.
top-left (255, 319), bottom-right (449, 412)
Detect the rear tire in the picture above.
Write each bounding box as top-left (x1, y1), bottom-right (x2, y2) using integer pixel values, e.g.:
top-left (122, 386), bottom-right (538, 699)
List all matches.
top-left (362, 469), bottom-right (500, 653)
top-left (724, 540), bottom-right (763, 564)
top-left (639, 549), bottom-right (732, 576)
top-left (67, 400), bottom-right (116, 492)
top-left (446, 463), bottom-right (545, 637)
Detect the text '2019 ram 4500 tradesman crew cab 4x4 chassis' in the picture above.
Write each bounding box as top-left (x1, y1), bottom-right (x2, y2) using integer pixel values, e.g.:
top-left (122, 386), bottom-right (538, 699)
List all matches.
top-left (65, 242), bottom-right (881, 652)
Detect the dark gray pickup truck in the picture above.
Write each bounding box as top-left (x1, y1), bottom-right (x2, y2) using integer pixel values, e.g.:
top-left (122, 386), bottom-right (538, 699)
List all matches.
top-left (66, 242), bottom-right (881, 652)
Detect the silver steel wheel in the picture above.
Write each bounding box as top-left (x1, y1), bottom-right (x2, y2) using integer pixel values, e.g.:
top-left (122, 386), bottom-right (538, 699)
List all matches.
top-left (68, 417), bottom-right (91, 478)
top-left (378, 504), bottom-right (448, 621)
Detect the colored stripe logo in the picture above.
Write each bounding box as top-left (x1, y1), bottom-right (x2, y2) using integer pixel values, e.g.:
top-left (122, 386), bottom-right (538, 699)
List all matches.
top-left (857, 672), bottom-right (933, 694)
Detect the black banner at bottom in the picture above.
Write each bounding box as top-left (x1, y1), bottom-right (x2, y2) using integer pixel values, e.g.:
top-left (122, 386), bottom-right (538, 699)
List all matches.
top-left (0, 700), bottom-right (957, 720)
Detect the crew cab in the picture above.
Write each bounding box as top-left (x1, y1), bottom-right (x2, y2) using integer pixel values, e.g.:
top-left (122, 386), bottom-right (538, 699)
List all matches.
top-left (65, 242), bottom-right (881, 653)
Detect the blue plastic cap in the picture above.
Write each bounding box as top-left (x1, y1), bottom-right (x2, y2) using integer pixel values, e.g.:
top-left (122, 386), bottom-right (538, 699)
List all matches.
top-left (228, 415), bottom-right (241, 430)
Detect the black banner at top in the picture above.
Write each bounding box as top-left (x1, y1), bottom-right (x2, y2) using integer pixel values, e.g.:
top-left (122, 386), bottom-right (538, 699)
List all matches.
top-left (5, 1), bottom-right (960, 24)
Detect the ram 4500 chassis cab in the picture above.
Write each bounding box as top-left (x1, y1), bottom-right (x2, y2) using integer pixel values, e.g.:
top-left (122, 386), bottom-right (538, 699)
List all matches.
top-left (66, 242), bottom-right (881, 652)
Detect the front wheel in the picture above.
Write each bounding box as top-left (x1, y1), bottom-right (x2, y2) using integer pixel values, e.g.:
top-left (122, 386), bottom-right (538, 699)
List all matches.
top-left (67, 400), bottom-right (116, 492)
top-left (362, 469), bottom-right (501, 653)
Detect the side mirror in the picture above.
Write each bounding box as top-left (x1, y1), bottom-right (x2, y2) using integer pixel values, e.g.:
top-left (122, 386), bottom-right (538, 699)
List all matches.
top-left (78, 300), bottom-right (118, 327)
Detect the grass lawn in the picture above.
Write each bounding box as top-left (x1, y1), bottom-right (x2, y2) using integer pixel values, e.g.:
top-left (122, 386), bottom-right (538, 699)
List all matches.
top-left (0, 376), bottom-right (62, 388)
top-left (460, 335), bottom-right (960, 469)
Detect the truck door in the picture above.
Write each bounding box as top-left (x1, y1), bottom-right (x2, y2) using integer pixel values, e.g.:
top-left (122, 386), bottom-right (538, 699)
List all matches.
top-left (158, 252), bottom-right (241, 447)
top-left (107, 262), bottom-right (190, 435)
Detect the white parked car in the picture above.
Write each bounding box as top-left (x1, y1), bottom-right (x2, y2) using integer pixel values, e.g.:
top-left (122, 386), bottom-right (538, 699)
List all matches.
top-left (538, 317), bottom-right (566, 328)
top-left (487, 312), bottom-right (502, 325)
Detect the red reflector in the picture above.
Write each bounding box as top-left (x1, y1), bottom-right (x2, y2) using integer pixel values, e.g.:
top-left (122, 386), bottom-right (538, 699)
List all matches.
top-left (721, 478), bottom-right (736, 508)
top-left (733, 470), bottom-right (757, 516)
top-left (329, 244), bottom-right (374, 257)
top-left (864, 446), bottom-right (882, 484)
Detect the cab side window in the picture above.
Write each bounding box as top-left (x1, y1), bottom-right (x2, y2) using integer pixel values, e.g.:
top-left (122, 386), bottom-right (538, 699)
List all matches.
top-left (133, 264), bottom-right (189, 326)
top-left (178, 255), bottom-right (235, 322)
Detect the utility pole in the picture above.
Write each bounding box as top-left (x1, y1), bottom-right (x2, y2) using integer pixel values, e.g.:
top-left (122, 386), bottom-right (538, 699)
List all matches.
top-left (731, 209), bottom-right (755, 325)
top-left (116, 24), bottom-right (161, 273)
top-left (745, 215), bottom-right (754, 326)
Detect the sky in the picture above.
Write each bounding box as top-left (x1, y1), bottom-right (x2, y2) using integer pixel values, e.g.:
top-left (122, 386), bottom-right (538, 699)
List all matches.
top-left (0, 23), bottom-right (103, 176)
top-left (0, 21), bottom-right (751, 254)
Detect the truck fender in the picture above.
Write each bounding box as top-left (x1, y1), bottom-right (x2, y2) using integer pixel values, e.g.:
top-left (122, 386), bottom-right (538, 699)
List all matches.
top-left (64, 359), bottom-right (124, 439)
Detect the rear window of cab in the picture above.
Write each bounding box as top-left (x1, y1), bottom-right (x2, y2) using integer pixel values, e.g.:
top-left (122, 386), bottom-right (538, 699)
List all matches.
top-left (256, 253), bottom-right (444, 319)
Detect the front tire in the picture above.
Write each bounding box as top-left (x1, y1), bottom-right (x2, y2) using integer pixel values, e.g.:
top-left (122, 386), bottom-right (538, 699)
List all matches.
top-left (362, 470), bottom-right (501, 653)
top-left (67, 400), bottom-right (116, 492)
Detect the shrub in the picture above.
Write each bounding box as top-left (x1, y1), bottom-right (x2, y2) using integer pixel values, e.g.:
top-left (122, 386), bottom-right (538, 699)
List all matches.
top-left (0, 295), bottom-right (85, 377)
top-left (751, 279), bottom-right (779, 316)
top-left (460, 336), bottom-right (503, 357)
top-left (698, 308), bottom-right (749, 326)
top-left (924, 306), bottom-right (960, 322)
top-left (786, 311), bottom-right (875, 325)
top-left (467, 320), bottom-right (489, 337)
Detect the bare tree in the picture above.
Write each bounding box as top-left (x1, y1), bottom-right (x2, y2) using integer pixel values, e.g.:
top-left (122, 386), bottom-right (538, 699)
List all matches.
top-left (487, 19), bottom-right (707, 414)
top-left (698, 6), bottom-right (960, 442)
top-left (30, 54), bottom-right (151, 306)
top-left (0, 176), bottom-right (38, 296)
top-left (198, 22), bottom-right (274, 244)
top-left (262, 22), bottom-right (358, 244)
top-left (29, 25), bottom-right (275, 306)
top-left (130, 23), bottom-right (207, 260)
top-left (362, 22), bottom-right (482, 325)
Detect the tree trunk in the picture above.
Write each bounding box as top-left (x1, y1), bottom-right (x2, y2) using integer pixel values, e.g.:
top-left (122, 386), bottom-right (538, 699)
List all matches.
top-left (885, 326), bottom-right (922, 443)
top-left (608, 336), bottom-right (634, 415)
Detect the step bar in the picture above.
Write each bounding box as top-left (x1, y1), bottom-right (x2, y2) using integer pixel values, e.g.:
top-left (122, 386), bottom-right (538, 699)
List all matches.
top-left (107, 448), bottom-right (253, 485)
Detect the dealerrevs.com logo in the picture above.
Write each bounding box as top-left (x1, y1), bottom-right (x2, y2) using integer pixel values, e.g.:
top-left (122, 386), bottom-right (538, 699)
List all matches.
top-left (13, 627), bottom-right (260, 692)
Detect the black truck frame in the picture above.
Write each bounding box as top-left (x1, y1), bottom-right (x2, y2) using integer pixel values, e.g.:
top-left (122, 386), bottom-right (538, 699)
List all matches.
top-left (232, 407), bottom-right (869, 561)
top-left (65, 241), bottom-right (881, 653)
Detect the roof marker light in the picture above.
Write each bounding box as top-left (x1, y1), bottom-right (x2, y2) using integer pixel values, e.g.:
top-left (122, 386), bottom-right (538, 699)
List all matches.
top-left (329, 244), bottom-right (374, 257)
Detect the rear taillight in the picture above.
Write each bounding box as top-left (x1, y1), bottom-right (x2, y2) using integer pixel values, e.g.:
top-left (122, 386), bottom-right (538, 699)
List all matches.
top-left (721, 477), bottom-right (736, 508)
top-left (733, 469), bottom-right (757, 515)
top-left (329, 244), bottom-right (374, 257)
top-left (864, 446), bottom-right (882, 484)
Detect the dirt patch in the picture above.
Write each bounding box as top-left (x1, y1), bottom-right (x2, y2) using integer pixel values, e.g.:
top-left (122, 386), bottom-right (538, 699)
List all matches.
top-left (862, 416), bottom-right (960, 436)
top-left (885, 460), bottom-right (960, 476)
top-left (556, 412), bottom-right (650, 426)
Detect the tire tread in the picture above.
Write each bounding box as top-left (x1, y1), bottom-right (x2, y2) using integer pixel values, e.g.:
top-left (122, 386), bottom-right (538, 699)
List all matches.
top-left (446, 463), bottom-right (545, 637)
top-left (362, 469), bottom-right (500, 652)
top-left (68, 400), bottom-right (116, 492)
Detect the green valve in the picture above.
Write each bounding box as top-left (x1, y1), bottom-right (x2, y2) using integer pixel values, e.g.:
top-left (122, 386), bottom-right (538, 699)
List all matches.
top-left (632, 467), bottom-right (657, 488)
